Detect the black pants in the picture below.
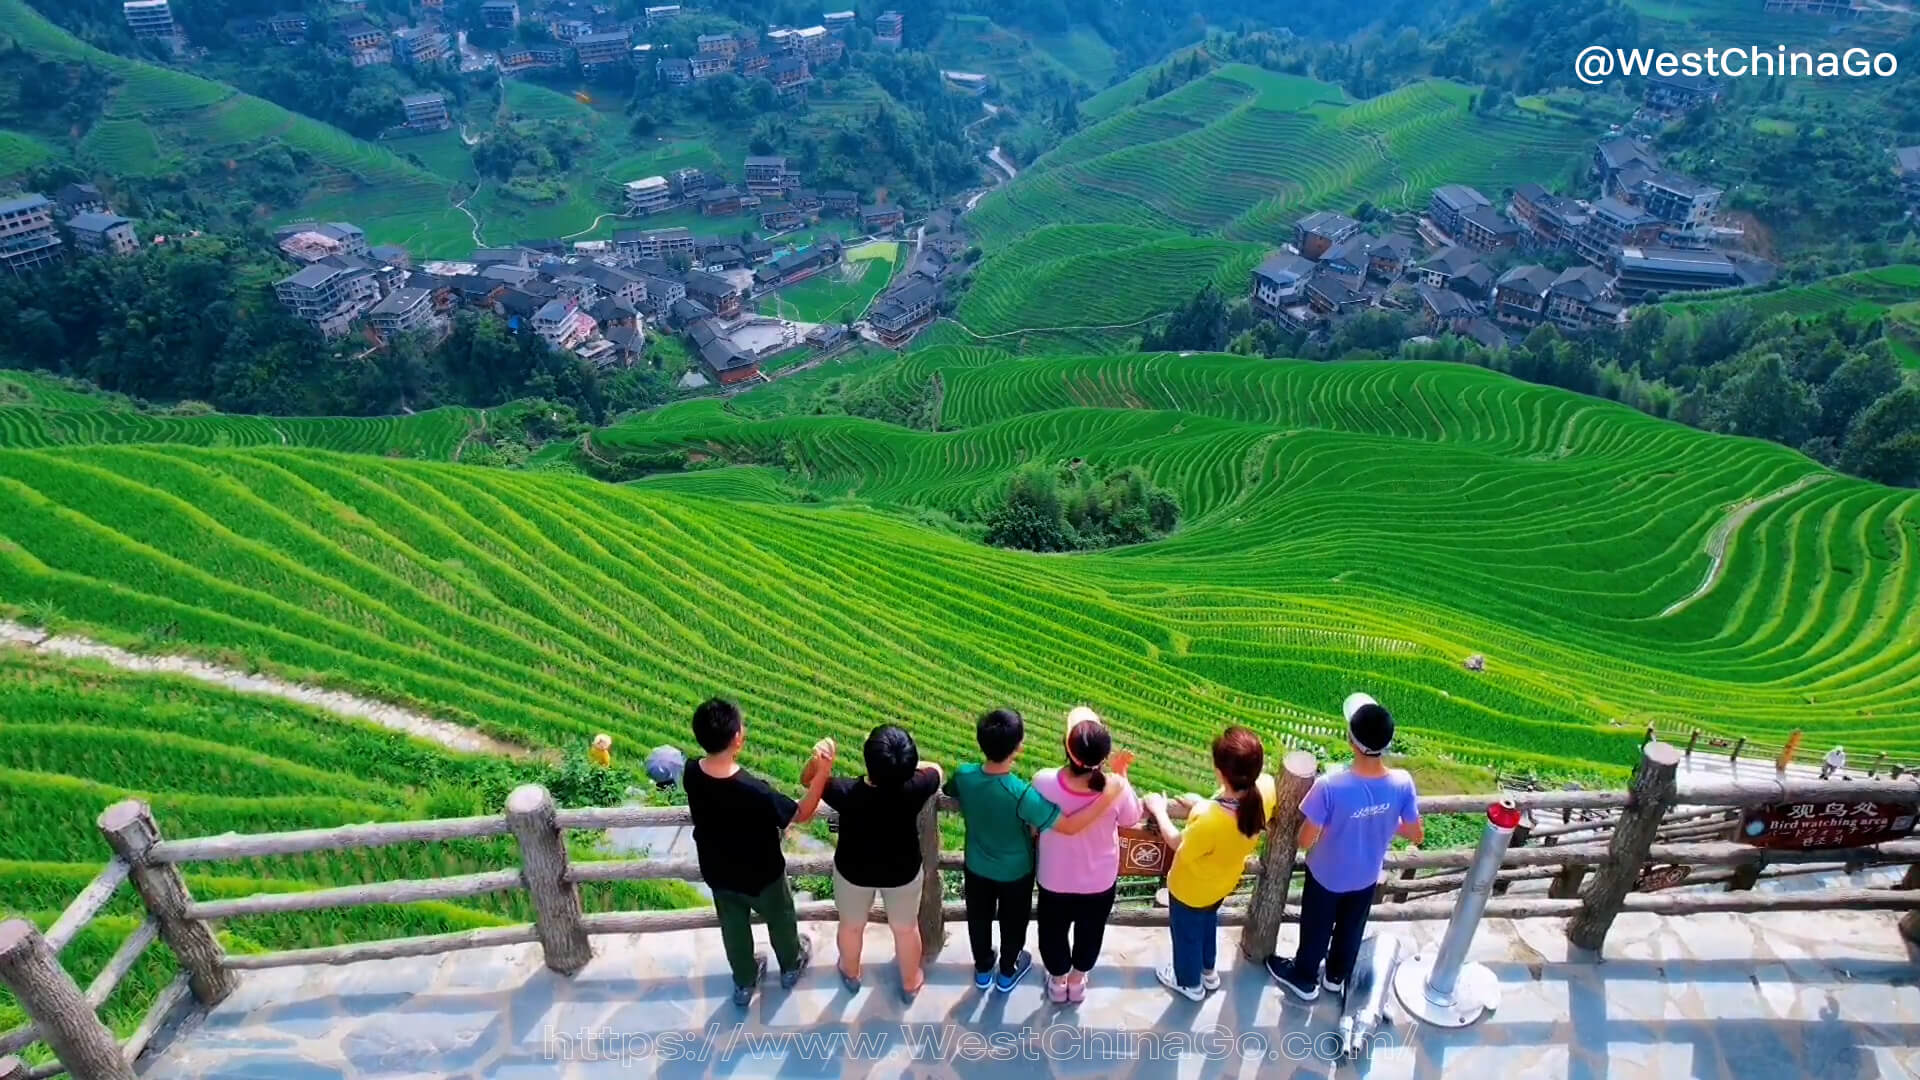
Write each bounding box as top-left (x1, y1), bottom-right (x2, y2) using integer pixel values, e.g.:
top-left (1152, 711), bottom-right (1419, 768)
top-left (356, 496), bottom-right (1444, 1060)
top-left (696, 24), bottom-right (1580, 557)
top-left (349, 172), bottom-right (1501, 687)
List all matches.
top-left (1036, 883), bottom-right (1117, 976)
top-left (964, 869), bottom-right (1034, 975)
top-left (1292, 866), bottom-right (1377, 985)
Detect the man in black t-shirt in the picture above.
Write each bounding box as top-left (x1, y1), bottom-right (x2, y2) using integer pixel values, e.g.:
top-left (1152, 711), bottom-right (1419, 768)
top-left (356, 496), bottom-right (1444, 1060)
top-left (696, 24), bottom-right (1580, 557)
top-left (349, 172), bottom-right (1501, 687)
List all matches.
top-left (820, 724), bottom-right (941, 1002)
top-left (684, 698), bottom-right (832, 1007)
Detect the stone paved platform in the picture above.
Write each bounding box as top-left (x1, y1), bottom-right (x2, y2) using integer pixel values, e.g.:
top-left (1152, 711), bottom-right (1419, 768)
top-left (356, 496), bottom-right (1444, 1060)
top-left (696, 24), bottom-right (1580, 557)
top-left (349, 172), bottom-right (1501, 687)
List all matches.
top-left (136, 904), bottom-right (1920, 1079)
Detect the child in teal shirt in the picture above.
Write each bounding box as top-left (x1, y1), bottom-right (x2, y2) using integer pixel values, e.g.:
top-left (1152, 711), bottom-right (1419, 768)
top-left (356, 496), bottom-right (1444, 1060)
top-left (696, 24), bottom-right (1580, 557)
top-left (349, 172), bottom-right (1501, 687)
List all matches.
top-left (946, 707), bottom-right (1130, 991)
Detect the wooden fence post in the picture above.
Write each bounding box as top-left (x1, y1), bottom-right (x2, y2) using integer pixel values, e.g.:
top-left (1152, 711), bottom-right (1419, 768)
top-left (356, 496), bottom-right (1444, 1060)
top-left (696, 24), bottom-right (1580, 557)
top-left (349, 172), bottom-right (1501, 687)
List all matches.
top-left (1684, 730), bottom-right (1699, 759)
top-left (0, 920), bottom-right (135, 1080)
top-left (0, 1054), bottom-right (25, 1080)
top-left (1567, 742), bottom-right (1680, 952)
top-left (505, 785), bottom-right (591, 975)
top-left (1238, 750), bottom-right (1318, 961)
top-left (1726, 856), bottom-right (1765, 892)
top-left (96, 801), bottom-right (236, 1006)
top-left (1729, 737), bottom-right (1745, 766)
top-left (1776, 730), bottom-right (1802, 773)
top-left (915, 798), bottom-right (944, 957)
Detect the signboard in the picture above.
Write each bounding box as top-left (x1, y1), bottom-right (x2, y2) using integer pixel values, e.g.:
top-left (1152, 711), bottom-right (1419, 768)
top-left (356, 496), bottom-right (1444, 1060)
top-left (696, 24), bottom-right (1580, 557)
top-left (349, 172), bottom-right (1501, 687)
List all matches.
top-left (1634, 864), bottom-right (1692, 892)
top-left (1117, 826), bottom-right (1170, 878)
top-left (1739, 799), bottom-right (1919, 850)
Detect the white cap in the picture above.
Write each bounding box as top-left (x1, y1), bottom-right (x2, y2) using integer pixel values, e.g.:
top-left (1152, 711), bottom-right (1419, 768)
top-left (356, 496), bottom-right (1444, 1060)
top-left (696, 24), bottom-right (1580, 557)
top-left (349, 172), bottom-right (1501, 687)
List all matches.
top-left (1342, 693), bottom-right (1378, 724)
top-left (1066, 705), bottom-right (1101, 734)
top-left (592, 733), bottom-right (612, 748)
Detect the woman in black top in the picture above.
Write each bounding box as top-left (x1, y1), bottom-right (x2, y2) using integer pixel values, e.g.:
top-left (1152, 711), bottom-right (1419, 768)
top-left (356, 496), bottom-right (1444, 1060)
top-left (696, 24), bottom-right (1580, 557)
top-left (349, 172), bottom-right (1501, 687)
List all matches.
top-left (819, 725), bottom-right (941, 1001)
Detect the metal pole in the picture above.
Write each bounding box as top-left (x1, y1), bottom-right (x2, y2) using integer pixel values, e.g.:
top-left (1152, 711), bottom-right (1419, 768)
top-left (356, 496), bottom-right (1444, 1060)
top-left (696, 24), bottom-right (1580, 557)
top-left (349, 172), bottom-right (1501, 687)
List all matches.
top-left (1395, 800), bottom-right (1518, 1027)
top-left (1685, 730), bottom-right (1699, 759)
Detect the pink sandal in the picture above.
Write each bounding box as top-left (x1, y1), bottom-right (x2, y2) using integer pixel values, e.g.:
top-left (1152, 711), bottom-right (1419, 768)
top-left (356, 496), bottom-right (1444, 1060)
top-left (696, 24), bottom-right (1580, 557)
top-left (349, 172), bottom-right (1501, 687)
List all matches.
top-left (1066, 974), bottom-right (1087, 1003)
top-left (1046, 976), bottom-right (1069, 1004)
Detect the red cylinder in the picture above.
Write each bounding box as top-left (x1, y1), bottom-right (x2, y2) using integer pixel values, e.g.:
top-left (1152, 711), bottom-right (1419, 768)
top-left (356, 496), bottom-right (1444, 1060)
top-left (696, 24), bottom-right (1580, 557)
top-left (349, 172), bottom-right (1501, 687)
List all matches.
top-left (1486, 799), bottom-right (1522, 830)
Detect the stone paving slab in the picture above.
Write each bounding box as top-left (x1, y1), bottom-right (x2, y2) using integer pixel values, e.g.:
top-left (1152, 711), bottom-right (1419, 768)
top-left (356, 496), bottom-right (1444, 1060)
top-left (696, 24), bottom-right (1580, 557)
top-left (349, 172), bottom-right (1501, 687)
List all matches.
top-left (139, 909), bottom-right (1920, 1079)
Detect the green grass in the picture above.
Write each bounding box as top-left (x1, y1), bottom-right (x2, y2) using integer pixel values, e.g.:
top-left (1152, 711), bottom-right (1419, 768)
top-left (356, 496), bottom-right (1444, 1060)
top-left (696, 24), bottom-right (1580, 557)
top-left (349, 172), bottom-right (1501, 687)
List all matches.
top-left (0, 128), bottom-right (52, 176)
top-left (1033, 28), bottom-right (1121, 90)
top-left (760, 241), bottom-right (901, 323)
top-left (965, 65), bottom-right (1596, 335)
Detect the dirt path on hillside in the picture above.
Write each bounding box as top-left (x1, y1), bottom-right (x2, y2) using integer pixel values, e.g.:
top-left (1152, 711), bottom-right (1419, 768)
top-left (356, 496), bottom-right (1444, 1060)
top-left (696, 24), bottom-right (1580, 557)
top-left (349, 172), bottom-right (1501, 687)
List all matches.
top-left (0, 620), bottom-right (527, 758)
top-left (1658, 474), bottom-right (1829, 618)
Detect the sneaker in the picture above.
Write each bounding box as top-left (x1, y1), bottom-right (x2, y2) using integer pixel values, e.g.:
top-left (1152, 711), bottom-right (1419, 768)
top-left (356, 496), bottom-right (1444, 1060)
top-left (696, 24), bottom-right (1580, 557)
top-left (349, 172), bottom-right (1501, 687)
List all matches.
top-left (1156, 965), bottom-right (1206, 1002)
top-left (1066, 973), bottom-right (1087, 1003)
top-left (974, 968), bottom-right (994, 990)
top-left (995, 950), bottom-right (1033, 993)
top-left (1319, 965), bottom-right (1344, 996)
top-left (732, 954), bottom-right (768, 1008)
top-left (1265, 956), bottom-right (1319, 1002)
top-left (1046, 976), bottom-right (1069, 1004)
top-left (779, 934), bottom-right (813, 990)
top-left (1201, 970), bottom-right (1221, 993)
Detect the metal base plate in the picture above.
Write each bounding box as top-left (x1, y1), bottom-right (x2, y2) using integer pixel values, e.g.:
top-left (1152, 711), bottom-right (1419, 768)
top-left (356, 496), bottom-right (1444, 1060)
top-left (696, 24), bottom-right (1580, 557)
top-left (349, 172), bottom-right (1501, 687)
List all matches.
top-left (1393, 955), bottom-right (1500, 1028)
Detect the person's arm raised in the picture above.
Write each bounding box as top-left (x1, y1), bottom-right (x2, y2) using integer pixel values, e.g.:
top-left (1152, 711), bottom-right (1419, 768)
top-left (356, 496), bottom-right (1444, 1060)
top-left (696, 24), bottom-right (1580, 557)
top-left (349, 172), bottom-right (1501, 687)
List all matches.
top-left (1143, 791), bottom-right (1184, 851)
top-left (791, 737), bottom-right (836, 825)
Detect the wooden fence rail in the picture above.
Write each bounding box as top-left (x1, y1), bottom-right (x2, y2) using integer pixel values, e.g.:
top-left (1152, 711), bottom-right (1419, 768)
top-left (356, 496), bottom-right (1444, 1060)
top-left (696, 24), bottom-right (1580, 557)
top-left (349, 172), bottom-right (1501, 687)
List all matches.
top-left (6, 741), bottom-right (1920, 1080)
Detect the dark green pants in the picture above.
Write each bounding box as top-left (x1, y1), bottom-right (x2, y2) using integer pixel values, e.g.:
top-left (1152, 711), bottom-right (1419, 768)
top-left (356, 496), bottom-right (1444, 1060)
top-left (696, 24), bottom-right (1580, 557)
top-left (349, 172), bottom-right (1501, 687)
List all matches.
top-left (712, 876), bottom-right (805, 988)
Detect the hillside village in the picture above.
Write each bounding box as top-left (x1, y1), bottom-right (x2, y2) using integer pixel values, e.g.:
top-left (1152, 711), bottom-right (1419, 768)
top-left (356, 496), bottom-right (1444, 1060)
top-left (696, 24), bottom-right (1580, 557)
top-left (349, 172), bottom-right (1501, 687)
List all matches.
top-left (259, 149), bottom-right (963, 389)
top-left (1249, 104), bottom-right (1779, 353)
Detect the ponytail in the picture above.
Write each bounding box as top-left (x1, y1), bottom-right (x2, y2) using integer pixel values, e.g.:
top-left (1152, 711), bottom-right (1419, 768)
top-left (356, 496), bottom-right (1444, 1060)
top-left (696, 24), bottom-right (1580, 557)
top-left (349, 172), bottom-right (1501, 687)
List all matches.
top-left (1213, 726), bottom-right (1267, 838)
top-left (1065, 716), bottom-right (1113, 793)
top-left (1233, 783), bottom-right (1265, 839)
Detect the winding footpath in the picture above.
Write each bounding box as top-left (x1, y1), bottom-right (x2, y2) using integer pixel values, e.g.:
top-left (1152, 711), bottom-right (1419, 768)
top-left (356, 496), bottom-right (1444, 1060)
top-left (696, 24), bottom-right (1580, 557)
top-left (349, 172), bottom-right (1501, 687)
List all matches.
top-left (0, 620), bottom-right (527, 758)
top-left (1658, 473), bottom-right (1830, 617)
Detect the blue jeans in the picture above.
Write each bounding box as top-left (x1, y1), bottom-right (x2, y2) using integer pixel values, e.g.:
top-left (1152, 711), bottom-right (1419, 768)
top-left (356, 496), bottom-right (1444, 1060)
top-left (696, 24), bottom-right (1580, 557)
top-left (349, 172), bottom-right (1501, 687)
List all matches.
top-left (1169, 896), bottom-right (1220, 988)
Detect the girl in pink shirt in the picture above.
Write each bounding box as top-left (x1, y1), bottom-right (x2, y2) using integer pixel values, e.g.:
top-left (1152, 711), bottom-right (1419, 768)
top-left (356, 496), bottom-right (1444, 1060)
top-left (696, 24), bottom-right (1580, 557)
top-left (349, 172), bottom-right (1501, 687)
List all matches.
top-left (1031, 707), bottom-right (1140, 1003)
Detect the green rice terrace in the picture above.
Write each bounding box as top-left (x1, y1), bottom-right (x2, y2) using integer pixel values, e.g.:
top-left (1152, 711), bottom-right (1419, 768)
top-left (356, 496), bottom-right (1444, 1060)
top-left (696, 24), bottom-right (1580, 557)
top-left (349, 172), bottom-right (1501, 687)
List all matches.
top-left (2, 344), bottom-right (1917, 1048)
top-left (1660, 265), bottom-right (1920, 369)
top-left (959, 65), bottom-right (1598, 347)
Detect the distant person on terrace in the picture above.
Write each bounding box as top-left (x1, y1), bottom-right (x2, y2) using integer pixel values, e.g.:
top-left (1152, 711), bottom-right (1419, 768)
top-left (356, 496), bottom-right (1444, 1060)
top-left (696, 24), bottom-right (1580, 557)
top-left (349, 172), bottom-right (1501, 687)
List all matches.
top-left (1265, 693), bottom-right (1421, 1003)
top-left (818, 725), bottom-right (942, 1002)
top-left (1031, 707), bottom-right (1138, 1004)
top-left (683, 698), bottom-right (821, 1008)
top-left (947, 707), bottom-right (1136, 993)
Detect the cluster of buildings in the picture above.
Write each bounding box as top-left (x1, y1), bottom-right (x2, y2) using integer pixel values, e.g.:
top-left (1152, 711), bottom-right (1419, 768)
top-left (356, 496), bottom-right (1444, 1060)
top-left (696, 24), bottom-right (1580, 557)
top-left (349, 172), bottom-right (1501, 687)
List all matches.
top-left (617, 158), bottom-right (907, 241)
top-left (1249, 134), bottom-right (1775, 352)
top-left (0, 184), bottom-right (141, 277)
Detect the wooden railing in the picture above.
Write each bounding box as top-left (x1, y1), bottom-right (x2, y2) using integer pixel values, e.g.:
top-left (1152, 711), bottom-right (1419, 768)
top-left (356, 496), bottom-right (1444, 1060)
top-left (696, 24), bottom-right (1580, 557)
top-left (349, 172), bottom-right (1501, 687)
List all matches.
top-left (7, 743), bottom-right (1920, 1079)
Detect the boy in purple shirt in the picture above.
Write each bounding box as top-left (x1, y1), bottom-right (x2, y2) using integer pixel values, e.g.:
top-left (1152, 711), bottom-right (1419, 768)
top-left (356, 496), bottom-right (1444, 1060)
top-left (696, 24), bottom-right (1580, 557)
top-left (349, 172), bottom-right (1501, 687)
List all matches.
top-left (1266, 693), bottom-right (1422, 1001)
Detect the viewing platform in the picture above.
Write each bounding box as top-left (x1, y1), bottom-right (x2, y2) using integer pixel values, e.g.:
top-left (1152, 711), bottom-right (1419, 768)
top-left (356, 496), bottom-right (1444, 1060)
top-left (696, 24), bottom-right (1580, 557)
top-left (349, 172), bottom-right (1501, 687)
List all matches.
top-left (7, 741), bottom-right (1920, 1079)
top-left (133, 900), bottom-right (1920, 1078)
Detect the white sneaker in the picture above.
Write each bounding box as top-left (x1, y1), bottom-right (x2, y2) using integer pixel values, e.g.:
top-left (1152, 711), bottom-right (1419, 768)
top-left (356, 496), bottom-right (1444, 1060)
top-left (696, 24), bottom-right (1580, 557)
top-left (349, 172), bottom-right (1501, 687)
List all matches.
top-left (1319, 966), bottom-right (1344, 995)
top-left (1201, 970), bottom-right (1221, 992)
top-left (1156, 965), bottom-right (1206, 1002)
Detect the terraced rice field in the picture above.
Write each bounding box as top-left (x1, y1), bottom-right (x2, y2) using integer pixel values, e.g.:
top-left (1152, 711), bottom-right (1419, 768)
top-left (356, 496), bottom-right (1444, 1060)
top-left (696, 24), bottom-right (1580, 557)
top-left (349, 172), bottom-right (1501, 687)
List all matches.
top-left (2, 350), bottom-right (1903, 816)
top-left (0, 129), bottom-right (51, 175)
top-left (78, 118), bottom-right (166, 176)
top-left (0, 649), bottom-right (699, 1067)
top-left (592, 348), bottom-right (1920, 767)
top-left (956, 224), bottom-right (1263, 341)
top-left (966, 65), bottom-right (1594, 334)
top-left (763, 242), bottom-right (900, 323)
top-left (0, 396), bottom-right (486, 458)
top-left (1660, 265), bottom-right (1920, 322)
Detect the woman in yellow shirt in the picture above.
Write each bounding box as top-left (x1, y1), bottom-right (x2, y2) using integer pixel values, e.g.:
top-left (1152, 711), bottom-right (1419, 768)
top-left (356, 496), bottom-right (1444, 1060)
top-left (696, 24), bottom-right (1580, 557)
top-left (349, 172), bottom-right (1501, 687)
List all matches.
top-left (1143, 726), bottom-right (1274, 1000)
top-left (588, 734), bottom-right (613, 768)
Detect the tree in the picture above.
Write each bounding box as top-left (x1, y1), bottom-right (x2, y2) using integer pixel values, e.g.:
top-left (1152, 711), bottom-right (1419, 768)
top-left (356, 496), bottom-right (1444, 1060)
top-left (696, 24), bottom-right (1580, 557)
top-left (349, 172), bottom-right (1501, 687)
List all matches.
top-left (1839, 386), bottom-right (1920, 487)
top-left (1701, 352), bottom-right (1817, 446)
top-left (1815, 348), bottom-right (1903, 442)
